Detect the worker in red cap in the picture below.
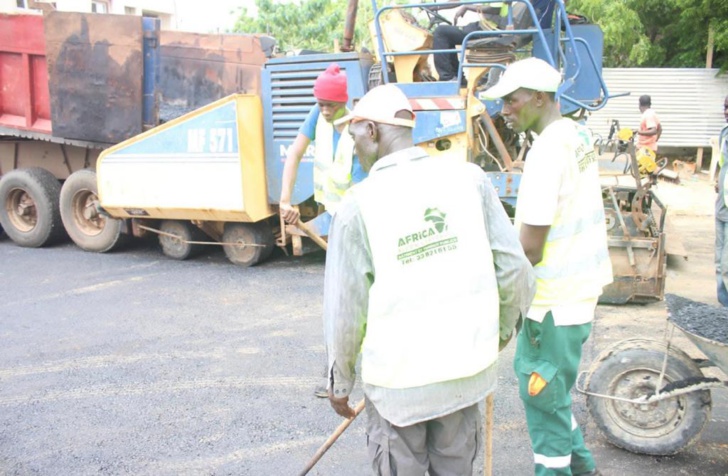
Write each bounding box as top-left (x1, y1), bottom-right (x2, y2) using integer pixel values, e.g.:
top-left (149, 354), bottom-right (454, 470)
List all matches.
top-left (279, 63), bottom-right (366, 398)
top-left (279, 63), bottom-right (366, 231)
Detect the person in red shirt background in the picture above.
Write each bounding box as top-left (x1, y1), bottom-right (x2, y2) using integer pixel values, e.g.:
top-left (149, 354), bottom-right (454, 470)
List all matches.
top-left (635, 94), bottom-right (662, 152)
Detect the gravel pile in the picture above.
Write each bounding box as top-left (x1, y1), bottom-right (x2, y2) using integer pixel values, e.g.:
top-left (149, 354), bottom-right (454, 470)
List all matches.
top-left (665, 294), bottom-right (728, 344)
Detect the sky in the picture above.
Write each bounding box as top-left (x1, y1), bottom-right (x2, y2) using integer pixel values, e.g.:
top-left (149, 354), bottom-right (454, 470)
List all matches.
top-left (173, 0), bottom-right (258, 33)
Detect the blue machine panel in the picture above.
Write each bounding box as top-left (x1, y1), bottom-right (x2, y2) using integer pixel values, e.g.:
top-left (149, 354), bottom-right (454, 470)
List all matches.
top-left (485, 171), bottom-right (521, 209)
top-left (262, 53), bottom-right (372, 205)
top-left (533, 24), bottom-right (604, 115)
top-left (413, 110), bottom-right (467, 144)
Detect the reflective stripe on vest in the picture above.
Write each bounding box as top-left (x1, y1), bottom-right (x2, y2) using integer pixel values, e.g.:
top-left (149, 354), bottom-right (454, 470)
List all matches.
top-left (313, 112), bottom-right (355, 213)
top-left (532, 122), bottom-right (613, 305)
top-left (354, 152), bottom-right (500, 389)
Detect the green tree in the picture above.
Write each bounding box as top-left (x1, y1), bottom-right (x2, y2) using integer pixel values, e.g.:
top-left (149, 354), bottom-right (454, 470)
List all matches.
top-left (569, 0), bottom-right (728, 70)
top-left (232, 0), bottom-right (375, 53)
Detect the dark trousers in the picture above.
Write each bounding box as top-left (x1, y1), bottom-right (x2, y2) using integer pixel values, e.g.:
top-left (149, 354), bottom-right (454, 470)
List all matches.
top-left (432, 22), bottom-right (481, 81)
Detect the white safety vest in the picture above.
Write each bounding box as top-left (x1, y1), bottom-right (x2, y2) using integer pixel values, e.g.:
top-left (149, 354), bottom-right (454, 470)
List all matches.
top-left (530, 122), bottom-right (613, 305)
top-left (313, 112), bottom-right (355, 213)
top-left (353, 152), bottom-right (500, 389)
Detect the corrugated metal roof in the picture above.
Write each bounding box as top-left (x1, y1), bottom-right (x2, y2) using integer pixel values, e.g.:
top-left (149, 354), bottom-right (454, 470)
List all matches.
top-left (585, 68), bottom-right (728, 148)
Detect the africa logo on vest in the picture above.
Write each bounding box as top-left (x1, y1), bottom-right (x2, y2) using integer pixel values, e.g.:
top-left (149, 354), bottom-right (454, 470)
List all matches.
top-left (396, 208), bottom-right (458, 265)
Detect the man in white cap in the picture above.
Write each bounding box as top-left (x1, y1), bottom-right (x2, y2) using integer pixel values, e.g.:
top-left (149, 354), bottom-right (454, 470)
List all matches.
top-left (323, 83), bottom-right (534, 474)
top-left (482, 57), bottom-right (612, 476)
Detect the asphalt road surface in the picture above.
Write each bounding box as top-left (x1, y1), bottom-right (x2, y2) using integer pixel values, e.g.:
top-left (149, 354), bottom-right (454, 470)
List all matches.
top-left (1, 233), bottom-right (727, 475)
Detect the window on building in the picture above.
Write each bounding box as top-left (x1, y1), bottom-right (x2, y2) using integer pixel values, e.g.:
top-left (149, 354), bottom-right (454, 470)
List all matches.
top-left (16, 0), bottom-right (29, 8)
top-left (91, 1), bottom-right (109, 13)
top-left (125, 6), bottom-right (135, 15)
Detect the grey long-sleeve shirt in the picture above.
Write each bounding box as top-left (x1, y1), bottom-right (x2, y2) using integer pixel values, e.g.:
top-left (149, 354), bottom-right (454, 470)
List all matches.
top-left (323, 147), bottom-right (535, 427)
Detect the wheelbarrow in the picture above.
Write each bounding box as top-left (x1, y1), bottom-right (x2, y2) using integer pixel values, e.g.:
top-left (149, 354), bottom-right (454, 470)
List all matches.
top-left (577, 294), bottom-right (728, 455)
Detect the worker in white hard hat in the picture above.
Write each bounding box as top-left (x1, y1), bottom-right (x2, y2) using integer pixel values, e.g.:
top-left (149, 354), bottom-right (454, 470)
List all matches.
top-left (323, 83), bottom-right (534, 473)
top-left (483, 57), bottom-right (613, 476)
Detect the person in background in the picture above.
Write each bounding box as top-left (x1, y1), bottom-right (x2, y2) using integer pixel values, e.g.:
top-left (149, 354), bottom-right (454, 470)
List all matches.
top-left (278, 63), bottom-right (366, 231)
top-left (324, 84), bottom-right (534, 474)
top-left (635, 94), bottom-right (662, 153)
top-left (278, 63), bottom-right (367, 398)
top-left (714, 95), bottom-right (728, 306)
top-left (483, 58), bottom-right (612, 476)
top-left (431, 0), bottom-right (556, 82)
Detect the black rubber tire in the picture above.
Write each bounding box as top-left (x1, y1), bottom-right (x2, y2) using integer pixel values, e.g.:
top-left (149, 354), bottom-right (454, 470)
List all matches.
top-left (586, 347), bottom-right (712, 455)
top-left (158, 220), bottom-right (207, 260)
top-left (255, 220), bottom-right (276, 262)
top-left (222, 222), bottom-right (275, 267)
top-left (60, 169), bottom-right (125, 253)
top-left (0, 167), bottom-right (65, 248)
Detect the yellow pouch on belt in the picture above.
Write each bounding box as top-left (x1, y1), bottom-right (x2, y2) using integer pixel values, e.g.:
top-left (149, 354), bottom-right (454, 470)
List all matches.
top-left (528, 372), bottom-right (548, 396)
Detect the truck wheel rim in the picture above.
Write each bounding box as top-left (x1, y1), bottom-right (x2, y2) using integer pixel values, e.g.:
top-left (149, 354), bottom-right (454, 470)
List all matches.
top-left (72, 189), bottom-right (105, 236)
top-left (606, 367), bottom-right (685, 438)
top-left (6, 188), bottom-right (37, 232)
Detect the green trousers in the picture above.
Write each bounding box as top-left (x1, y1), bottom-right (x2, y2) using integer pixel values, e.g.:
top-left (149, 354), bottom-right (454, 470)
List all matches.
top-left (514, 312), bottom-right (595, 476)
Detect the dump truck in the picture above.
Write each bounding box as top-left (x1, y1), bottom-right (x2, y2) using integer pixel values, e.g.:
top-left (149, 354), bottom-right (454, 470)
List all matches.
top-left (0, 10), bottom-right (272, 248)
top-left (0, 1), bottom-right (668, 303)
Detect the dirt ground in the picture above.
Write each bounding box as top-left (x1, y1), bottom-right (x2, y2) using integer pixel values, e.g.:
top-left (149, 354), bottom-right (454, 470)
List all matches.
top-left (583, 171), bottom-right (728, 474)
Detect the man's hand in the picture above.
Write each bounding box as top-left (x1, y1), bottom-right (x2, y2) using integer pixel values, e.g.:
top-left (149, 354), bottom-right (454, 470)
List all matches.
top-left (279, 201), bottom-right (300, 225)
top-left (329, 392), bottom-right (356, 419)
top-left (453, 5), bottom-right (469, 25)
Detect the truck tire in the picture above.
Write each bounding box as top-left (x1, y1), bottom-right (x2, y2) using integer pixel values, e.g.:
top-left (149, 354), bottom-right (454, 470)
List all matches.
top-left (222, 222), bottom-right (275, 267)
top-left (586, 346), bottom-right (711, 455)
top-left (0, 168), bottom-right (65, 248)
top-left (60, 169), bottom-right (125, 253)
top-left (158, 220), bottom-right (206, 260)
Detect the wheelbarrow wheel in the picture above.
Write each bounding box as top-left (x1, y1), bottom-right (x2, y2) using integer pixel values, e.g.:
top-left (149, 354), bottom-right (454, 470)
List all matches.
top-left (586, 345), bottom-right (712, 455)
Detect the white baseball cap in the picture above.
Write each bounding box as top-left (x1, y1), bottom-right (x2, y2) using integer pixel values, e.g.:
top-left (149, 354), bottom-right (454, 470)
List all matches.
top-left (481, 57), bottom-right (562, 99)
top-left (335, 84), bottom-right (415, 128)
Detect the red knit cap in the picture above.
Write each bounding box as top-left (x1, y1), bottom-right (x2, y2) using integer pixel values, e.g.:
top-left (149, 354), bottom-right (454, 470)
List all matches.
top-left (313, 63), bottom-right (348, 103)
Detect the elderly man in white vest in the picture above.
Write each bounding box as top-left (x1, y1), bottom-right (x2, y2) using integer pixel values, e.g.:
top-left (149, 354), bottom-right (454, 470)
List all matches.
top-left (483, 58), bottom-right (613, 476)
top-left (323, 83), bottom-right (534, 474)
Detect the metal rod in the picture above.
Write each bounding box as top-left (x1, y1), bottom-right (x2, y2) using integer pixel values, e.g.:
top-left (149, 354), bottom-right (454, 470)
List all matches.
top-left (136, 224), bottom-right (266, 247)
top-left (59, 144), bottom-right (73, 175)
top-left (577, 380), bottom-right (725, 404)
top-left (340, 0), bottom-right (358, 52)
top-left (657, 325), bottom-right (676, 392)
top-left (607, 187), bottom-right (636, 267)
top-left (13, 141), bottom-right (19, 170)
top-left (299, 399), bottom-right (366, 475)
top-left (480, 113), bottom-right (513, 171)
